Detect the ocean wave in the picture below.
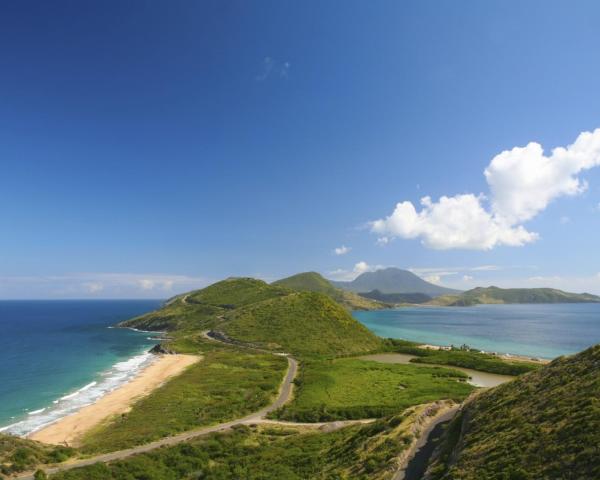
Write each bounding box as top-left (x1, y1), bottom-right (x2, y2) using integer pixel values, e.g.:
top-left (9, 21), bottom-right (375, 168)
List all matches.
top-left (28, 408), bottom-right (46, 415)
top-left (0, 352), bottom-right (157, 437)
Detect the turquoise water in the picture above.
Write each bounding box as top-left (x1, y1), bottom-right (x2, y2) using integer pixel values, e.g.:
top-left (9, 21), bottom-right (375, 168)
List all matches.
top-left (354, 303), bottom-right (600, 359)
top-left (0, 300), bottom-right (162, 435)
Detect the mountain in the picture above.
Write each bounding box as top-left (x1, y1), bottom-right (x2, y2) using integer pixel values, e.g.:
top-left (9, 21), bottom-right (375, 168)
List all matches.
top-left (425, 344), bottom-right (600, 479)
top-left (222, 291), bottom-right (383, 357)
top-left (428, 286), bottom-right (600, 306)
top-left (272, 272), bottom-right (386, 310)
top-left (332, 267), bottom-right (461, 297)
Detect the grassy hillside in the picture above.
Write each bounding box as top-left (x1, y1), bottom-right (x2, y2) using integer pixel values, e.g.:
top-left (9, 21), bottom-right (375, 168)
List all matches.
top-left (429, 286), bottom-right (600, 306)
top-left (50, 407), bottom-right (445, 480)
top-left (222, 292), bottom-right (383, 357)
top-left (273, 357), bottom-right (473, 422)
top-left (186, 277), bottom-right (290, 308)
top-left (118, 278), bottom-right (290, 331)
top-left (0, 434), bottom-right (74, 476)
top-left (425, 344), bottom-right (600, 480)
top-left (273, 272), bottom-right (386, 310)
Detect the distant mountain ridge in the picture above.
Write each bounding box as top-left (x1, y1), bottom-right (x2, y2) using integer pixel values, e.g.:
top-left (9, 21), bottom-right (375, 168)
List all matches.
top-left (428, 286), bottom-right (600, 306)
top-left (331, 267), bottom-right (461, 298)
top-left (272, 271), bottom-right (387, 310)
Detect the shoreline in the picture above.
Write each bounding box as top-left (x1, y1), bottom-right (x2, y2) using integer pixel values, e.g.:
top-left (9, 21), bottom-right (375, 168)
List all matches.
top-left (28, 353), bottom-right (199, 446)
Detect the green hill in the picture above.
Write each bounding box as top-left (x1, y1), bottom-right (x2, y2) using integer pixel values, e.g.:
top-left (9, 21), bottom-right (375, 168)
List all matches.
top-left (273, 272), bottom-right (386, 310)
top-left (222, 291), bottom-right (383, 357)
top-left (118, 278), bottom-right (290, 331)
top-left (428, 286), bottom-right (600, 306)
top-left (425, 344), bottom-right (600, 480)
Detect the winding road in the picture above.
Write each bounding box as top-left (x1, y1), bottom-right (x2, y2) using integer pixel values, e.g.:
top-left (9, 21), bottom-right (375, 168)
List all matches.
top-left (15, 354), bottom-right (298, 479)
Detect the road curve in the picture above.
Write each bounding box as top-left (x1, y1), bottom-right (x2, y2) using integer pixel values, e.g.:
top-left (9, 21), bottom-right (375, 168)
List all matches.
top-left (15, 355), bottom-right (298, 480)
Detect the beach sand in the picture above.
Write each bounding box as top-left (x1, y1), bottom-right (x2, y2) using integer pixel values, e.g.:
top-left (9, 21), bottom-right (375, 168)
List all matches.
top-left (29, 353), bottom-right (200, 446)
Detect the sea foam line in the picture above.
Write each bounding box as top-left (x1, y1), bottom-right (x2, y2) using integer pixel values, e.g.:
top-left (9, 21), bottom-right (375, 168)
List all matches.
top-left (0, 352), bottom-right (157, 437)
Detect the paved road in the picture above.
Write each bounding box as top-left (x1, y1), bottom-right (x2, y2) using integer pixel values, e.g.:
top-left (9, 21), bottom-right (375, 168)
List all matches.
top-left (391, 405), bottom-right (459, 480)
top-left (14, 353), bottom-right (298, 479)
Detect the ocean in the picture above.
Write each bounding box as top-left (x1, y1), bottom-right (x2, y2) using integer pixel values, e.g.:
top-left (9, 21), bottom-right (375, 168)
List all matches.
top-left (0, 300), bottom-right (162, 436)
top-left (354, 303), bottom-right (600, 359)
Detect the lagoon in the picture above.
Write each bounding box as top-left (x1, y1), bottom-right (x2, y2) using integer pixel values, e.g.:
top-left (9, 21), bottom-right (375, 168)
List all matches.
top-left (354, 303), bottom-right (600, 359)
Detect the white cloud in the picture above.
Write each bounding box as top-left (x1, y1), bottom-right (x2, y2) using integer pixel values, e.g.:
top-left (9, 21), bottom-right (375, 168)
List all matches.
top-left (0, 273), bottom-right (208, 299)
top-left (424, 275), bottom-right (442, 285)
top-left (376, 236), bottom-right (390, 246)
top-left (327, 261), bottom-right (384, 281)
top-left (83, 282), bottom-right (104, 293)
top-left (371, 128), bottom-right (600, 250)
top-left (333, 245), bottom-right (351, 255)
top-left (463, 275), bottom-right (474, 281)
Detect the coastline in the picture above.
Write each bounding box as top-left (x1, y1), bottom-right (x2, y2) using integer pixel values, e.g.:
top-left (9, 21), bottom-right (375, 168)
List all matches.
top-left (29, 353), bottom-right (199, 446)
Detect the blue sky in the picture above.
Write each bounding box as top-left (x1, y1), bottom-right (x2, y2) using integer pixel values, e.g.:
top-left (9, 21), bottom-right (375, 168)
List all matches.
top-left (1, 1), bottom-right (600, 298)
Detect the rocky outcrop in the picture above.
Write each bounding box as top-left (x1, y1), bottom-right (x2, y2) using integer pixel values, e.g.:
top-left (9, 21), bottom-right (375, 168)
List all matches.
top-left (149, 343), bottom-right (176, 355)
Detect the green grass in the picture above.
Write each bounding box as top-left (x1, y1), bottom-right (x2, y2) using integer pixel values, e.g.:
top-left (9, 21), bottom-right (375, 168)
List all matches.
top-left (80, 348), bottom-right (287, 453)
top-left (382, 339), bottom-right (540, 376)
top-left (427, 344), bottom-right (600, 480)
top-left (0, 435), bottom-right (75, 476)
top-left (273, 358), bottom-right (473, 422)
top-left (49, 410), bottom-right (432, 480)
top-left (186, 277), bottom-right (290, 308)
top-left (223, 292), bottom-right (383, 357)
top-left (410, 350), bottom-right (539, 375)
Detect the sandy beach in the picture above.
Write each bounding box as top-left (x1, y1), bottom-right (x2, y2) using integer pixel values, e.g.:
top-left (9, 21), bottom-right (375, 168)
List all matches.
top-left (29, 353), bottom-right (200, 446)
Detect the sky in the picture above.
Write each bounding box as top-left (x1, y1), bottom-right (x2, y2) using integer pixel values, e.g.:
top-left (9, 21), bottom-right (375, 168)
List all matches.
top-left (1, 0), bottom-right (600, 298)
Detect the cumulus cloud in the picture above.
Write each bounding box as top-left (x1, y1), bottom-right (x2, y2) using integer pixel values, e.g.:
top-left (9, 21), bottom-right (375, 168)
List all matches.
top-left (424, 275), bottom-right (442, 285)
top-left (371, 128), bottom-right (600, 250)
top-left (334, 245), bottom-right (351, 256)
top-left (328, 261), bottom-right (384, 281)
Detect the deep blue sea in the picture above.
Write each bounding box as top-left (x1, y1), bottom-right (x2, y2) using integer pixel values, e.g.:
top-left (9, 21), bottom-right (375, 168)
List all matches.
top-left (0, 300), bottom-right (162, 435)
top-left (354, 303), bottom-right (600, 359)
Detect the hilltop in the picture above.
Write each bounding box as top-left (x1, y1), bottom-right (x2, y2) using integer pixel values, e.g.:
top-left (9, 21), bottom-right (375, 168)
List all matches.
top-left (332, 267), bottom-right (461, 297)
top-left (272, 271), bottom-right (386, 310)
top-left (120, 277), bottom-right (382, 357)
top-left (428, 286), bottom-right (600, 306)
top-left (425, 344), bottom-right (600, 479)
top-left (222, 291), bottom-right (382, 357)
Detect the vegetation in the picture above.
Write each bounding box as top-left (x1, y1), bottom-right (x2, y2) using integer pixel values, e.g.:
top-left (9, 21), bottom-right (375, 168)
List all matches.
top-left (80, 348), bottom-right (287, 453)
top-left (428, 286), bottom-right (600, 306)
top-left (51, 408), bottom-right (438, 480)
top-left (383, 339), bottom-right (540, 376)
top-left (0, 434), bottom-right (74, 476)
top-left (360, 289), bottom-right (432, 304)
top-left (273, 357), bottom-right (473, 422)
top-left (273, 271), bottom-right (387, 310)
top-left (222, 292), bottom-right (383, 357)
top-left (333, 267), bottom-right (460, 297)
top-left (119, 278), bottom-right (290, 332)
top-left (425, 344), bottom-right (600, 480)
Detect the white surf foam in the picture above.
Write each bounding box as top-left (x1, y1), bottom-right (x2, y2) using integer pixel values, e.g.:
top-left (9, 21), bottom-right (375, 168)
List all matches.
top-left (0, 352), bottom-right (157, 437)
